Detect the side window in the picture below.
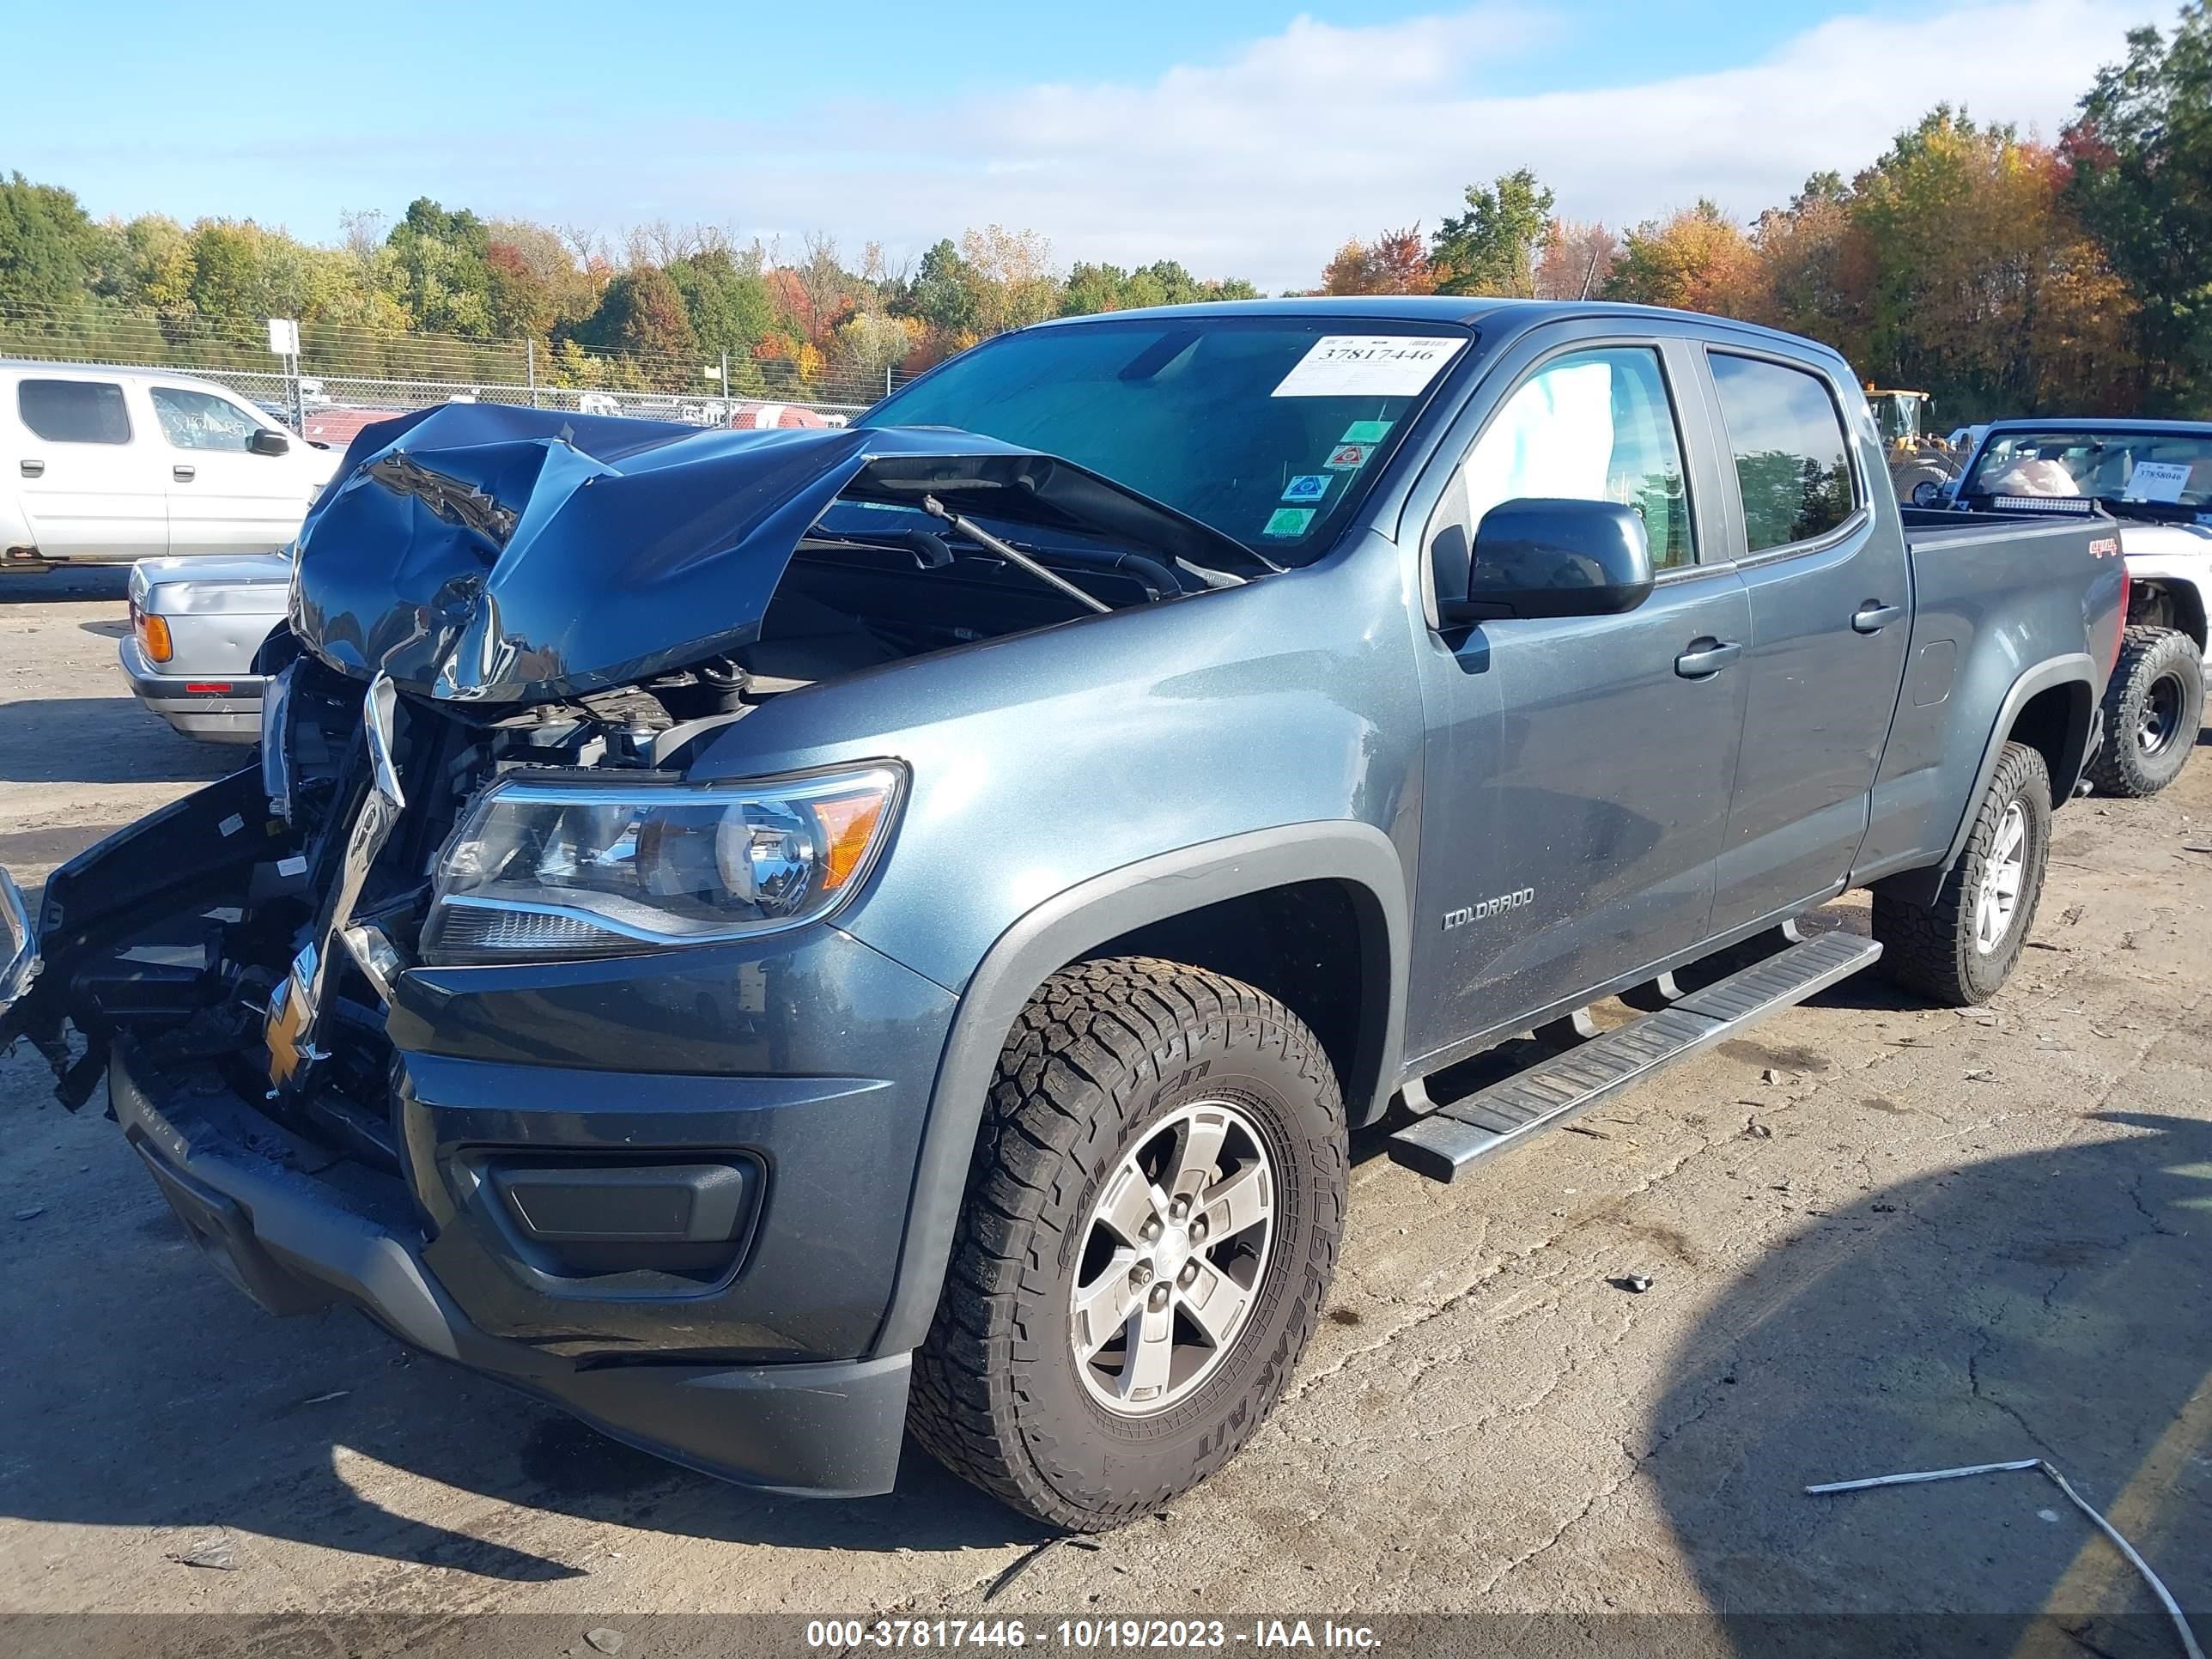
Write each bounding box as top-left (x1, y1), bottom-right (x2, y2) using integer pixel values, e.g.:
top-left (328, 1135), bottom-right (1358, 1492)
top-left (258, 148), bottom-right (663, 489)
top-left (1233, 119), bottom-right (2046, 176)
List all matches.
top-left (17, 380), bottom-right (132, 445)
top-left (1438, 346), bottom-right (1695, 572)
top-left (1707, 354), bottom-right (1857, 553)
top-left (149, 386), bottom-right (264, 452)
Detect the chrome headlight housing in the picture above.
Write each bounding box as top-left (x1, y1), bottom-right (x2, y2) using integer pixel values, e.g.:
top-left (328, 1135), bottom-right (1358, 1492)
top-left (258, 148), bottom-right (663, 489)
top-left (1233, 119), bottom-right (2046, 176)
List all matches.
top-left (424, 763), bottom-right (904, 962)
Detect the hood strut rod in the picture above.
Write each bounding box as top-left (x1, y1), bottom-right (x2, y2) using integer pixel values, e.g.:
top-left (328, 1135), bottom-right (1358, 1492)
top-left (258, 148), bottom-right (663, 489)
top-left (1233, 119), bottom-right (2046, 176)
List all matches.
top-left (921, 495), bottom-right (1112, 616)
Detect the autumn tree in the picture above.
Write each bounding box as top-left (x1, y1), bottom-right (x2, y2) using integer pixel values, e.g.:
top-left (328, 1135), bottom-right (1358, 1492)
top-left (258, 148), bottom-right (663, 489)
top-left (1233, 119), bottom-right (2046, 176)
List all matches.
top-left (1603, 200), bottom-right (1765, 317)
top-left (1847, 109), bottom-right (2134, 414)
top-left (1753, 173), bottom-right (1858, 349)
top-left (1321, 226), bottom-right (1436, 295)
top-left (1431, 170), bottom-right (1555, 296)
top-left (1533, 220), bottom-right (1618, 301)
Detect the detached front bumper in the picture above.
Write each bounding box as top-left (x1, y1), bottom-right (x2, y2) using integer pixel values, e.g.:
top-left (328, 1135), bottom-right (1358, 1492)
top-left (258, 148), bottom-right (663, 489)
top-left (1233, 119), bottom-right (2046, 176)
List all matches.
top-left (118, 636), bottom-right (266, 744)
top-left (0, 867), bottom-right (35, 1015)
top-left (108, 1032), bottom-right (915, 1496)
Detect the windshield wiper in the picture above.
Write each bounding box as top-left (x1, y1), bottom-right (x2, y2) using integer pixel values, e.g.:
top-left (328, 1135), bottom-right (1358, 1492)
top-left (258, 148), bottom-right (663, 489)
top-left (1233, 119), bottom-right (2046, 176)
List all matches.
top-left (921, 495), bottom-right (1112, 616)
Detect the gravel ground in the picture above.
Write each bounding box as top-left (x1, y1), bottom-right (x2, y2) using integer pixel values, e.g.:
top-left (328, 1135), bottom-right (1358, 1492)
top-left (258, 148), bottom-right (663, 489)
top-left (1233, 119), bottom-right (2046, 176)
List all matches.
top-left (1, 566), bottom-right (2206, 1656)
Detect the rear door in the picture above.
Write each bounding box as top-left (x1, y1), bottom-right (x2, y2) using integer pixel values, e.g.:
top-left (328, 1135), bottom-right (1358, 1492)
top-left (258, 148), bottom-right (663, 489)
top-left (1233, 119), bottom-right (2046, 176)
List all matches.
top-left (9, 374), bottom-right (167, 558)
top-left (1405, 323), bottom-right (1752, 1064)
top-left (149, 383), bottom-right (312, 555)
top-left (1700, 349), bottom-right (1912, 933)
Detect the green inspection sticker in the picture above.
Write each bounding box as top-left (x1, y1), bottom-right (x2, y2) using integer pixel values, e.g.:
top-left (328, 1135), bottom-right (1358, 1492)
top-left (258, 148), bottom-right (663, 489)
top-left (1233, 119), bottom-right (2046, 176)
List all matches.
top-left (1340, 419), bottom-right (1393, 444)
top-left (1262, 507), bottom-right (1316, 538)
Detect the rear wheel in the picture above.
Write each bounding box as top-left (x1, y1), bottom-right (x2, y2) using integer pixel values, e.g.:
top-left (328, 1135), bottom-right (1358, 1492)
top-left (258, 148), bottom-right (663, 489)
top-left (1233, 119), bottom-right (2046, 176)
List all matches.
top-left (909, 957), bottom-right (1346, 1530)
top-left (1873, 741), bottom-right (2051, 1006)
top-left (2087, 625), bottom-right (2203, 799)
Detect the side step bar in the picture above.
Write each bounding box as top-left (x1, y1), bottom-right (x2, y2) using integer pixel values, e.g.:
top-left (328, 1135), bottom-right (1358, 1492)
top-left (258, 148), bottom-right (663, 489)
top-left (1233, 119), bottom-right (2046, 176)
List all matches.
top-left (1388, 932), bottom-right (1881, 1183)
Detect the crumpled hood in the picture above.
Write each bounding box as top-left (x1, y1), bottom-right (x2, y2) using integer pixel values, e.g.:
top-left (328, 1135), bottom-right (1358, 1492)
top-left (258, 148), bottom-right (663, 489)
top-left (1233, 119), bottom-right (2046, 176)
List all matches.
top-left (289, 403), bottom-right (1261, 703)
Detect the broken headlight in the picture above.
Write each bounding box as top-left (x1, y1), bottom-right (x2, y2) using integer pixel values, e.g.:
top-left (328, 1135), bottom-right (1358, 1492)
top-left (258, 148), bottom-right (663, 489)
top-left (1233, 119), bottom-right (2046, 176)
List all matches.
top-left (424, 763), bottom-right (903, 961)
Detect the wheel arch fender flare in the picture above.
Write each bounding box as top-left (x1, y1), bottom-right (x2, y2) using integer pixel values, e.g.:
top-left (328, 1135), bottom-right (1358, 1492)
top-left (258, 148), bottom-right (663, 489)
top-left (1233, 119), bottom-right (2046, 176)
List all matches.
top-left (868, 821), bottom-right (1409, 1357)
top-left (1881, 653), bottom-right (2094, 908)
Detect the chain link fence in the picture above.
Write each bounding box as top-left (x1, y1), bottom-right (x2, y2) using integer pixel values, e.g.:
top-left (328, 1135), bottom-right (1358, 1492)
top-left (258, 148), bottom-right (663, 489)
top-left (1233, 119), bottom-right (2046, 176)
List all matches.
top-left (0, 301), bottom-right (919, 435)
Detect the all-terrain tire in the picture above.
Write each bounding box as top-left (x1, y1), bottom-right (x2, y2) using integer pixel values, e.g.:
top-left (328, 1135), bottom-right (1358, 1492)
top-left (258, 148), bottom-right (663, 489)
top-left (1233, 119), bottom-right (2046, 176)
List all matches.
top-left (908, 956), bottom-right (1347, 1530)
top-left (1872, 741), bottom-right (2051, 1006)
top-left (2087, 625), bottom-right (2203, 799)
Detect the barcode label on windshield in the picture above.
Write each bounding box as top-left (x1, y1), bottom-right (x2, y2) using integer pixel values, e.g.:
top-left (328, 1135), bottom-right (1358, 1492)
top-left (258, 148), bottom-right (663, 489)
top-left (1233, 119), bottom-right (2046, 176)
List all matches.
top-left (1272, 336), bottom-right (1465, 398)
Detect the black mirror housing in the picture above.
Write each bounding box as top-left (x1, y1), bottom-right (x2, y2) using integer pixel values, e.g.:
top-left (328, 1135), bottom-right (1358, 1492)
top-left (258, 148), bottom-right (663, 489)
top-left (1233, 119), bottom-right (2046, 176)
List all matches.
top-left (250, 428), bottom-right (291, 457)
top-left (1911, 478), bottom-right (1942, 507)
top-left (1438, 498), bottom-right (1656, 623)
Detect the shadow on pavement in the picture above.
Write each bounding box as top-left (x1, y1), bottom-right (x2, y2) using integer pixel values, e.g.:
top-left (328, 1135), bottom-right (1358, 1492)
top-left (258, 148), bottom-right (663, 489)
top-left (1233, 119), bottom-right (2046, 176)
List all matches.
top-left (0, 698), bottom-right (240, 785)
top-left (1649, 1107), bottom-right (2211, 1656)
top-left (0, 1055), bottom-right (1042, 1583)
top-left (0, 568), bottom-right (131, 605)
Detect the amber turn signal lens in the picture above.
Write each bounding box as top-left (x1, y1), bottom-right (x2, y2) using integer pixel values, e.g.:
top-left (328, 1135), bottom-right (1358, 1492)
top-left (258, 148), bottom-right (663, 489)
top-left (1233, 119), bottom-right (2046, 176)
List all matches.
top-left (136, 609), bottom-right (173, 665)
top-left (813, 790), bottom-right (890, 892)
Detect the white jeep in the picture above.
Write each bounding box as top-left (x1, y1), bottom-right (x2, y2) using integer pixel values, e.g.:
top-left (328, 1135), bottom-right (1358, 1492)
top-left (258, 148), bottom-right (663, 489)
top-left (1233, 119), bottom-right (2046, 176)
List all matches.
top-left (1935, 419), bottom-right (2208, 797)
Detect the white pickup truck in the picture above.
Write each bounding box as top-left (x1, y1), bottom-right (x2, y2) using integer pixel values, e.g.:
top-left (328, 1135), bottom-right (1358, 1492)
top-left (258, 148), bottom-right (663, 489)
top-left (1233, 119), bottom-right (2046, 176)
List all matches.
top-left (2, 361), bottom-right (339, 570)
top-left (1932, 418), bottom-right (2208, 797)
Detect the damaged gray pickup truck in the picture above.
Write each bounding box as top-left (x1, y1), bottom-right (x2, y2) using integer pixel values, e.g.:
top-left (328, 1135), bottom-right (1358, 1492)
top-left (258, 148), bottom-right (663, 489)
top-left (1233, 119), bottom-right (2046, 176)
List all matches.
top-left (0, 300), bottom-right (2126, 1530)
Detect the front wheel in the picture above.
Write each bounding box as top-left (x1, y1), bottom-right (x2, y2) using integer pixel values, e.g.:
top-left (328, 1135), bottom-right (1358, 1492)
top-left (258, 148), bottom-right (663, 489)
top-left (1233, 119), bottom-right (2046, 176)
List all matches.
top-left (1873, 740), bottom-right (2052, 1006)
top-left (909, 957), bottom-right (1346, 1530)
top-left (2087, 625), bottom-right (2203, 799)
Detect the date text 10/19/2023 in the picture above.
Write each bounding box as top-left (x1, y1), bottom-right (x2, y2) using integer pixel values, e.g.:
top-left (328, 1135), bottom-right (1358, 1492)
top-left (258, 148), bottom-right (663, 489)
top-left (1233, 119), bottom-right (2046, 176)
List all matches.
top-left (806, 1620), bottom-right (1383, 1650)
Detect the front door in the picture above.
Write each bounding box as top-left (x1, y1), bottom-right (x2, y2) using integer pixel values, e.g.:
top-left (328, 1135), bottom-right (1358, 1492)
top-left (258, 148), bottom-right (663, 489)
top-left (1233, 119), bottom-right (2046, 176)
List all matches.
top-left (1407, 337), bottom-right (1751, 1066)
top-left (9, 376), bottom-right (167, 558)
top-left (1701, 349), bottom-right (1913, 933)
top-left (149, 384), bottom-right (311, 555)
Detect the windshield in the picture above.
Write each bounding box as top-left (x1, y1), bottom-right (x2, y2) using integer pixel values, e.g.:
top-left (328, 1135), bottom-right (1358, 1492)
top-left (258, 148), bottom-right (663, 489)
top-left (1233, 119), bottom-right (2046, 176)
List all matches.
top-left (1962, 428), bottom-right (2212, 510)
top-left (859, 318), bottom-right (1472, 561)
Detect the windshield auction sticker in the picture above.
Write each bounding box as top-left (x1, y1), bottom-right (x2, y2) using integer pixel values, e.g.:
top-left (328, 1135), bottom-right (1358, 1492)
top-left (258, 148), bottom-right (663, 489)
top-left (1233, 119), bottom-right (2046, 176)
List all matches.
top-left (2125, 459), bottom-right (2192, 502)
top-left (1272, 336), bottom-right (1466, 398)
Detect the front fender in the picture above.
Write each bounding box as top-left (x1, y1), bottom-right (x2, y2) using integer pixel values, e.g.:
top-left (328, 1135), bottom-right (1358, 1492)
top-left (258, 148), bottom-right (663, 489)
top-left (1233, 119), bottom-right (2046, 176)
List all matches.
top-left (866, 821), bottom-right (1408, 1357)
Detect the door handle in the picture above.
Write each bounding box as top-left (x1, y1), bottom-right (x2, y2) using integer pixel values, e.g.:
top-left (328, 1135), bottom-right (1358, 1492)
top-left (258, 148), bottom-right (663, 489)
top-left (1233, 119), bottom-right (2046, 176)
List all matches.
top-left (1853, 601), bottom-right (1904, 634)
top-left (19, 459), bottom-right (41, 477)
top-left (1674, 639), bottom-right (1742, 679)
top-left (172, 464), bottom-right (196, 482)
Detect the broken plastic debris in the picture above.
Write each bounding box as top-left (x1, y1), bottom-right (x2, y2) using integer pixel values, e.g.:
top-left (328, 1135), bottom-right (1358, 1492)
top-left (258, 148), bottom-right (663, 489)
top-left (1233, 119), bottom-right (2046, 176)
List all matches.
top-left (585, 1630), bottom-right (625, 1656)
top-left (1613, 1273), bottom-right (1655, 1294)
top-left (1806, 1458), bottom-right (2203, 1659)
top-left (166, 1540), bottom-right (238, 1571)
top-left (301, 1389), bottom-right (349, 1406)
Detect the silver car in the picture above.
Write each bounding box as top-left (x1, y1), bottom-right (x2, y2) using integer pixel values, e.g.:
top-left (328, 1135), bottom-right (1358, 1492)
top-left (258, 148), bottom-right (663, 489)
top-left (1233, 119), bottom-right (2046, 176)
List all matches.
top-left (121, 553), bottom-right (290, 742)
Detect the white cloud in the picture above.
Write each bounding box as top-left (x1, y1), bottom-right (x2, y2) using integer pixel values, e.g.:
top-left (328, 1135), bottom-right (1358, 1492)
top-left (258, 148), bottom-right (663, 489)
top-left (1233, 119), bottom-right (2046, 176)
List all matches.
top-left (636, 0), bottom-right (2141, 289)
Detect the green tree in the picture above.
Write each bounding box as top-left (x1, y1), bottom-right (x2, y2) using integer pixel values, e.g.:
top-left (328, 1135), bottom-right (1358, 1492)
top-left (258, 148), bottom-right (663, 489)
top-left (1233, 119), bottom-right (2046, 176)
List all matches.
top-left (380, 197), bottom-right (495, 335)
top-left (908, 238), bottom-right (978, 340)
top-left (1431, 169), bottom-right (1555, 296)
top-left (2065, 3), bottom-right (2212, 413)
top-left (665, 246), bottom-right (776, 361)
top-left (0, 173), bottom-right (100, 310)
top-left (575, 264), bottom-right (697, 363)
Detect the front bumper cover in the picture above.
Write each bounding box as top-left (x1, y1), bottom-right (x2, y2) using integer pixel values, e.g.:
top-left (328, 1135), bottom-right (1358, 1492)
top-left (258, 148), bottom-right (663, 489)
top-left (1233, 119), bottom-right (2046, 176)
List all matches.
top-left (108, 1033), bottom-right (912, 1497)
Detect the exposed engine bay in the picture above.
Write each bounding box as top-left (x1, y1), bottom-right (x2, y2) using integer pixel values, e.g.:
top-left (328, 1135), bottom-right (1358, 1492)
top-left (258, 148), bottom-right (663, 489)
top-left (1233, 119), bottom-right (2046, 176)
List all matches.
top-left (4, 405), bottom-right (1256, 1180)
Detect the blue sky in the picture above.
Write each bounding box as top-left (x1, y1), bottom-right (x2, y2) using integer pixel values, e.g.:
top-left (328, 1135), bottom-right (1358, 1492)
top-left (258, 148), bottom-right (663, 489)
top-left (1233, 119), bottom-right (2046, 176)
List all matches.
top-left (2, 0), bottom-right (2158, 289)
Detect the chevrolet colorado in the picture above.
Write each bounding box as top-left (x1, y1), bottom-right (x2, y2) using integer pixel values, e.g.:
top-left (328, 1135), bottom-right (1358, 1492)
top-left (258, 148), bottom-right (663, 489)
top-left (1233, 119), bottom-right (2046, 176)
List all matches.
top-left (0, 300), bottom-right (2126, 1529)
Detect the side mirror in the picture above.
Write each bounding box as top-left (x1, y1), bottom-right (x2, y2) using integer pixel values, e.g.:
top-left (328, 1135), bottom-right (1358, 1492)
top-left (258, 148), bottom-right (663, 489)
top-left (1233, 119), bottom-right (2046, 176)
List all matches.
top-left (1910, 478), bottom-right (1942, 507)
top-left (249, 428), bottom-right (290, 457)
top-left (1437, 498), bottom-right (1655, 624)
